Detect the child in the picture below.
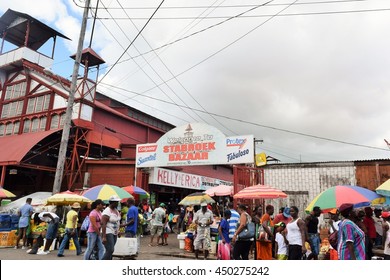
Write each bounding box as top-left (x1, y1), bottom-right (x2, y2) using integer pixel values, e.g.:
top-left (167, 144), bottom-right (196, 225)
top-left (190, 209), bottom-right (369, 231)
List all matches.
top-left (274, 222), bottom-right (289, 260)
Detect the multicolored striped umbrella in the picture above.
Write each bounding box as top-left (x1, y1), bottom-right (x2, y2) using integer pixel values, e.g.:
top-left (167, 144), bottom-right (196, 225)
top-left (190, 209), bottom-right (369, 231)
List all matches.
top-left (376, 179), bottom-right (390, 197)
top-left (0, 187), bottom-right (16, 198)
top-left (81, 184), bottom-right (133, 203)
top-left (204, 185), bottom-right (233, 197)
top-left (233, 184), bottom-right (287, 199)
top-left (179, 192), bottom-right (215, 206)
top-left (122, 185), bottom-right (149, 202)
top-left (306, 185), bottom-right (385, 213)
top-left (46, 190), bottom-right (91, 206)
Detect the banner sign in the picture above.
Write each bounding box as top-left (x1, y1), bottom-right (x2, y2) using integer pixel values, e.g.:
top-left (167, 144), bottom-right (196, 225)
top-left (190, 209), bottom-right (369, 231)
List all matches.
top-left (136, 123), bottom-right (254, 167)
top-left (149, 168), bottom-right (233, 190)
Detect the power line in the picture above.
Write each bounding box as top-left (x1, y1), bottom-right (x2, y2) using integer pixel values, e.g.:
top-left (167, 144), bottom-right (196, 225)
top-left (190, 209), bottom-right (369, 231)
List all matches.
top-left (94, 8), bottom-right (390, 20)
top-left (126, 0), bottom-right (300, 101)
top-left (98, 0), bottom-right (166, 83)
top-left (98, 82), bottom-right (192, 124)
top-left (95, 1), bottom-right (273, 74)
top-left (99, 82), bottom-right (389, 152)
top-left (116, 0), bottom-right (239, 135)
top-left (95, 1), bottom-right (204, 124)
top-left (88, 0), bottom-right (377, 10)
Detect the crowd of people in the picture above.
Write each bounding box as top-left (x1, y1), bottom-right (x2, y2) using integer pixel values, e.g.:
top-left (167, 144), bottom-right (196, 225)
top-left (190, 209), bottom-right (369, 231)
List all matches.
top-left (182, 201), bottom-right (390, 260)
top-left (12, 195), bottom-right (390, 261)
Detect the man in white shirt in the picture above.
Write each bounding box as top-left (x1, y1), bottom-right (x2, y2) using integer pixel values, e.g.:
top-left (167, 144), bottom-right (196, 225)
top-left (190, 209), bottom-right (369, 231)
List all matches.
top-left (193, 202), bottom-right (214, 259)
top-left (149, 203), bottom-right (166, 247)
top-left (373, 208), bottom-right (383, 247)
top-left (37, 211), bottom-right (60, 254)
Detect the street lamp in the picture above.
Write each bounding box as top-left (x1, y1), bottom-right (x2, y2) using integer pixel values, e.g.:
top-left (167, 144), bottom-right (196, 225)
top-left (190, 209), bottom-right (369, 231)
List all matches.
top-left (52, 0), bottom-right (91, 194)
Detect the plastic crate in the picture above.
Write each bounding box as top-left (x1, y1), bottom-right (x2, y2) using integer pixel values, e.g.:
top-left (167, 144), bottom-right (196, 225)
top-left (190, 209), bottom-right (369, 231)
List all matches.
top-left (0, 214), bottom-right (11, 231)
top-left (0, 230), bottom-right (17, 246)
top-left (10, 215), bottom-right (19, 230)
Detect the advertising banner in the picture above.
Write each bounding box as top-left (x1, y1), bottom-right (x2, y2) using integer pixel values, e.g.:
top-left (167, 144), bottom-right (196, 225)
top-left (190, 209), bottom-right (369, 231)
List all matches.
top-left (136, 123), bottom-right (254, 167)
top-left (149, 168), bottom-right (233, 190)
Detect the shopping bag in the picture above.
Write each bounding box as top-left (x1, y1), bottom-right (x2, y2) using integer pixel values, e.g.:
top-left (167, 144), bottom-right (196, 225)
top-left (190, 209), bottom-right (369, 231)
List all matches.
top-left (217, 240), bottom-right (231, 260)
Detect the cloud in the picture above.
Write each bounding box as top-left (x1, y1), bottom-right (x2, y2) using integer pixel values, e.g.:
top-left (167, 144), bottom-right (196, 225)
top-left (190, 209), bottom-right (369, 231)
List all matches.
top-left (2, 0), bottom-right (390, 163)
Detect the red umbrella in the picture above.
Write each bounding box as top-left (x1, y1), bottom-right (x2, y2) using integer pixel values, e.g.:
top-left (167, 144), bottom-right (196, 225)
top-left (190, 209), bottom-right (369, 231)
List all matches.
top-left (233, 184), bottom-right (287, 199)
top-left (204, 185), bottom-right (233, 196)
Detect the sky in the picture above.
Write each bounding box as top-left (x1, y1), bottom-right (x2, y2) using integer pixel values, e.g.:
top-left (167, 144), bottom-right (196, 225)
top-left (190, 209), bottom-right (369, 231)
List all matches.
top-left (1, 0), bottom-right (390, 163)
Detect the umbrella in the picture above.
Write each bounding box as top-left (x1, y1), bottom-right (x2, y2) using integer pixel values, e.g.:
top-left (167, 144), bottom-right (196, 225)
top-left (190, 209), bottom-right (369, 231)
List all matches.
top-left (305, 185), bottom-right (385, 213)
top-left (376, 179), bottom-right (390, 197)
top-left (178, 192), bottom-right (215, 206)
top-left (233, 184), bottom-right (287, 199)
top-left (46, 190), bottom-right (91, 206)
top-left (204, 185), bottom-right (233, 197)
top-left (0, 188), bottom-right (16, 198)
top-left (81, 183), bottom-right (133, 203)
top-left (122, 185), bottom-right (150, 202)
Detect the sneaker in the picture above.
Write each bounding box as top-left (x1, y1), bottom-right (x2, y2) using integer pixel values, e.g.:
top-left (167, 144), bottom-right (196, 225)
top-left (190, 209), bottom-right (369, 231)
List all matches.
top-left (14, 246), bottom-right (18, 249)
top-left (21, 246), bottom-right (26, 250)
top-left (57, 254), bottom-right (65, 257)
top-left (37, 250), bottom-right (49, 255)
top-left (26, 249), bottom-right (32, 254)
top-left (77, 250), bottom-right (84, 256)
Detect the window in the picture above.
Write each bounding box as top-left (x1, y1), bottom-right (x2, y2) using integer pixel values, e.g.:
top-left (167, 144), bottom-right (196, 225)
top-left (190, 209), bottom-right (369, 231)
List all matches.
top-left (25, 95), bottom-right (50, 114)
top-left (13, 121), bottom-right (20, 134)
top-left (23, 119), bottom-right (31, 133)
top-left (1, 104), bottom-right (10, 119)
top-left (50, 114), bottom-right (59, 129)
top-left (59, 113), bottom-right (66, 127)
top-left (4, 82), bottom-right (26, 100)
top-left (39, 117), bottom-right (46, 131)
top-left (0, 124), bottom-right (4, 136)
top-left (31, 118), bottom-right (39, 132)
top-left (35, 96), bottom-right (44, 112)
top-left (5, 123), bottom-right (13, 135)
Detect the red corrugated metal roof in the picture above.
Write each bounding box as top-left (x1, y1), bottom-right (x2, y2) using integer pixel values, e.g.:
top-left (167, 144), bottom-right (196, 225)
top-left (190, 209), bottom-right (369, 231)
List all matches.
top-left (0, 130), bottom-right (60, 165)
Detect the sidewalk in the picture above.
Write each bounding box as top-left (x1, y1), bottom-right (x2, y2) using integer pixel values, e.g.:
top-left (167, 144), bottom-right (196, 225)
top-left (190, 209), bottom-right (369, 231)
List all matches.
top-left (0, 232), bottom-right (217, 260)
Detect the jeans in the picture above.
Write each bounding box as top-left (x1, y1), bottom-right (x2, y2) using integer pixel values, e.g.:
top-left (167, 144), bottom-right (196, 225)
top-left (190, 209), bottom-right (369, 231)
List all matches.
top-left (308, 233), bottom-right (320, 255)
top-left (57, 228), bottom-right (82, 256)
top-left (102, 233), bottom-right (117, 260)
top-left (46, 222), bottom-right (59, 240)
top-left (84, 232), bottom-right (105, 260)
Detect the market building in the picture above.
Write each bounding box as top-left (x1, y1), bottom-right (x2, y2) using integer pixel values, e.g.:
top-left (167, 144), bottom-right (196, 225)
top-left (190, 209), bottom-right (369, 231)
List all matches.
top-left (0, 9), bottom-right (238, 206)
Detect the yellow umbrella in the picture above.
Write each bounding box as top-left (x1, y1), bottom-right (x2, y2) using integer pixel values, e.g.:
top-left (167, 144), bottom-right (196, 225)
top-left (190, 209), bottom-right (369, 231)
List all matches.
top-left (46, 190), bottom-right (91, 206)
top-left (179, 192), bottom-right (215, 206)
top-left (376, 179), bottom-right (390, 197)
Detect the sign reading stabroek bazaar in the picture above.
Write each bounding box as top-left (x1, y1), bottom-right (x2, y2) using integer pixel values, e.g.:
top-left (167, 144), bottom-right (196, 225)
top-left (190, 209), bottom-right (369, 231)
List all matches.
top-left (136, 123), bottom-right (254, 167)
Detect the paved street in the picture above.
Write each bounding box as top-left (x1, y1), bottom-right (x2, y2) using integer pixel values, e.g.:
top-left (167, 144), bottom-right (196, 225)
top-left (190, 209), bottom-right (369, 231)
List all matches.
top-left (0, 232), bottom-right (216, 260)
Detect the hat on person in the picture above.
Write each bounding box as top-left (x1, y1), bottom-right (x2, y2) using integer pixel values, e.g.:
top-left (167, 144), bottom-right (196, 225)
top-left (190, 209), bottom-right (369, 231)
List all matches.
top-left (71, 202), bottom-right (81, 209)
top-left (282, 207), bottom-right (291, 218)
top-left (329, 208), bottom-right (338, 215)
top-left (108, 195), bottom-right (121, 202)
top-left (275, 222), bottom-right (286, 228)
top-left (200, 202), bottom-right (208, 207)
top-left (339, 203), bottom-right (354, 213)
top-left (313, 206), bottom-right (322, 213)
top-left (382, 211), bottom-right (390, 219)
top-left (159, 203), bottom-right (166, 208)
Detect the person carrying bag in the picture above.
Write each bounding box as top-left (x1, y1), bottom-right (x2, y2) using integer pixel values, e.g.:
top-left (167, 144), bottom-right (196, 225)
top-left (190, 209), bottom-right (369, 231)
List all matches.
top-left (232, 204), bottom-right (254, 260)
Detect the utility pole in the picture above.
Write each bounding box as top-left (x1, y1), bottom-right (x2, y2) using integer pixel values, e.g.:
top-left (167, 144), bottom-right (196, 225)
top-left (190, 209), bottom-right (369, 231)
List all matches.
top-left (52, 0), bottom-right (91, 194)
